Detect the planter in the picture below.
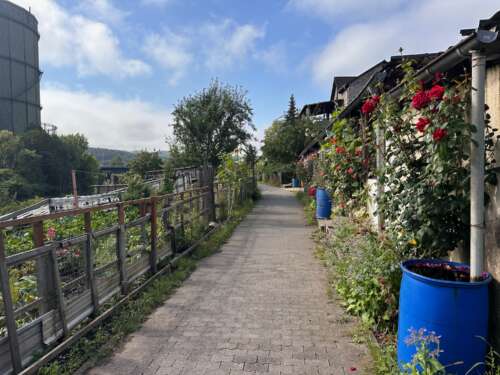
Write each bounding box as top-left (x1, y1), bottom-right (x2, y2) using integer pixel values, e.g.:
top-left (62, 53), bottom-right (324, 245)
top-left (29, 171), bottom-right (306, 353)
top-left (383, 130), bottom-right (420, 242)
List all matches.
top-left (292, 178), bottom-right (300, 188)
top-left (397, 259), bottom-right (491, 374)
top-left (315, 187), bottom-right (331, 219)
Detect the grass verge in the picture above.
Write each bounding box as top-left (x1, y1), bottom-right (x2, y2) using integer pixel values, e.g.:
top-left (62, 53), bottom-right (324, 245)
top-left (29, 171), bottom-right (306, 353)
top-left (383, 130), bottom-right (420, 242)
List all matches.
top-left (295, 191), bottom-right (316, 225)
top-left (38, 199), bottom-right (256, 375)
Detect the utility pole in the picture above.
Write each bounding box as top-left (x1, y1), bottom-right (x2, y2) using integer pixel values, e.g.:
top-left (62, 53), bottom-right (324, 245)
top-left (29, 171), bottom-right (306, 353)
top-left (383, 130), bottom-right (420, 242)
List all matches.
top-left (71, 169), bottom-right (79, 208)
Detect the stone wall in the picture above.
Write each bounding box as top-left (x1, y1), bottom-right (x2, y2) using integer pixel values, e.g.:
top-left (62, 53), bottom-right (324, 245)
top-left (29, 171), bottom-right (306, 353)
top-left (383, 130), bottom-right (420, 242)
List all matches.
top-left (484, 63), bottom-right (500, 351)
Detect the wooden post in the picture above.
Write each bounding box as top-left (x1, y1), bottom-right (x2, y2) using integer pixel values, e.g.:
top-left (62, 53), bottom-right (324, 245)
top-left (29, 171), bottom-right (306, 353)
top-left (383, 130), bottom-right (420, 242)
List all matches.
top-left (195, 189), bottom-right (200, 221)
top-left (116, 204), bottom-right (128, 294)
top-left (150, 197), bottom-right (158, 274)
top-left (0, 230), bottom-right (22, 373)
top-left (139, 202), bottom-right (148, 249)
top-left (189, 191), bottom-right (193, 221)
top-left (71, 169), bottom-right (78, 208)
top-left (203, 165), bottom-right (216, 222)
top-left (170, 197), bottom-right (178, 254)
top-left (49, 248), bottom-right (69, 337)
top-left (179, 192), bottom-right (185, 237)
top-left (84, 212), bottom-right (99, 314)
top-left (33, 221), bottom-right (55, 314)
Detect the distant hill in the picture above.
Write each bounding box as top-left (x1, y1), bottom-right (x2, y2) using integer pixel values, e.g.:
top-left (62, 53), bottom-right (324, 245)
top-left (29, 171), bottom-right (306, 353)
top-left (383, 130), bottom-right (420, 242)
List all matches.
top-left (89, 147), bottom-right (169, 167)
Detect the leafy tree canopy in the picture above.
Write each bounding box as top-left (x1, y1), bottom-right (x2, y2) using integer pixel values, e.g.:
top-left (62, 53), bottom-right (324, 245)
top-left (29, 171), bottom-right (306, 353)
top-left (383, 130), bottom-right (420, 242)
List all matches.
top-left (261, 94), bottom-right (325, 169)
top-left (170, 80), bottom-right (255, 168)
top-left (128, 150), bottom-right (163, 178)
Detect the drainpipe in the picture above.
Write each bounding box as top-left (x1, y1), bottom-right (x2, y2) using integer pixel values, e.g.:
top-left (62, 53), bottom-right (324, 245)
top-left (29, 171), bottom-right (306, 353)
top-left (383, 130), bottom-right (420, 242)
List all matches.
top-left (470, 50), bottom-right (486, 281)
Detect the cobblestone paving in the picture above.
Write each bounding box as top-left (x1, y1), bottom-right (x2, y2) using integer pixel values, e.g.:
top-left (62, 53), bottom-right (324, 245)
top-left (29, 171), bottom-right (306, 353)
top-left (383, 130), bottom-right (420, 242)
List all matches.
top-left (89, 185), bottom-right (369, 375)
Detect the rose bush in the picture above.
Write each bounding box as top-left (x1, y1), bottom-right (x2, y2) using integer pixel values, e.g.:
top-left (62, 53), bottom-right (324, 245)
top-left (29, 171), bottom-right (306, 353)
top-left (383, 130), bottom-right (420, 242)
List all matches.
top-left (314, 115), bottom-right (374, 213)
top-left (375, 62), bottom-right (497, 258)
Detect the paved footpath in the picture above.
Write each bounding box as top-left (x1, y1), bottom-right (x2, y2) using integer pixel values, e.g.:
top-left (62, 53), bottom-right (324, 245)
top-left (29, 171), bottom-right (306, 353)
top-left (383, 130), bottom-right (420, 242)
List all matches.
top-left (89, 185), bottom-right (369, 375)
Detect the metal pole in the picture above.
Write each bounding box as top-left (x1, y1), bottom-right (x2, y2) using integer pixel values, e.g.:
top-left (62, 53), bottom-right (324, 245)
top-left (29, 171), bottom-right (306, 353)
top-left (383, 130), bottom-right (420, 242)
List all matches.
top-left (71, 170), bottom-right (78, 208)
top-left (470, 50), bottom-right (486, 281)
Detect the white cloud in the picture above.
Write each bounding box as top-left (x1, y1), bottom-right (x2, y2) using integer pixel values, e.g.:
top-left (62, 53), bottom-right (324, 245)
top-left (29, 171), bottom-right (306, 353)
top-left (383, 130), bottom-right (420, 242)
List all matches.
top-left (11, 0), bottom-right (150, 78)
top-left (202, 20), bottom-right (266, 70)
top-left (76, 0), bottom-right (129, 25)
top-left (144, 31), bottom-right (192, 86)
top-left (287, 0), bottom-right (406, 22)
top-left (41, 84), bottom-right (171, 150)
top-left (254, 43), bottom-right (288, 73)
top-left (311, 0), bottom-right (500, 86)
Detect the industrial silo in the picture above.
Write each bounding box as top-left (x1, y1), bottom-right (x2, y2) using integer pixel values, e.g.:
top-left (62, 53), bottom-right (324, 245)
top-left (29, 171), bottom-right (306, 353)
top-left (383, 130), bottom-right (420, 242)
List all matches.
top-left (0, 0), bottom-right (41, 134)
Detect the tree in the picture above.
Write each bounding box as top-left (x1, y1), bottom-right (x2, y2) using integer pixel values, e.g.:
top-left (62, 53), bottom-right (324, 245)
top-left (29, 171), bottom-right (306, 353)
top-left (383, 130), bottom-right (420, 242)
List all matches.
top-left (261, 95), bottom-right (326, 168)
top-left (110, 155), bottom-right (125, 167)
top-left (170, 80), bottom-right (255, 168)
top-left (60, 134), bottom-right (100, 195)
top-left (128, 151), bottom-right (163, 178)
top-left (18, 129), bottom-right (99, 197)
top-left (285, 94), bottom-right (298, 124)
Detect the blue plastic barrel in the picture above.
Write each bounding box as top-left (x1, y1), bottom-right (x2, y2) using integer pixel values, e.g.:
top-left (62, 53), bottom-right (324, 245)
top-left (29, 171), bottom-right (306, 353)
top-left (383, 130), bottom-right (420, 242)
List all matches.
top-left (315, 187), bottom-right (331, 219)
top-left (292, 178), bottom-right (300, 188)
top-left (398, 259), bottom-right (491, 374)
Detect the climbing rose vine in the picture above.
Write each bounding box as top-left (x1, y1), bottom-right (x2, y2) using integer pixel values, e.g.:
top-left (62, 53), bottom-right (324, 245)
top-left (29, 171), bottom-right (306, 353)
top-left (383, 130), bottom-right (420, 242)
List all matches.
top-left (375, 62), bottom-right (496, 258)
top-left (314, 115), bottom-right (373, 213)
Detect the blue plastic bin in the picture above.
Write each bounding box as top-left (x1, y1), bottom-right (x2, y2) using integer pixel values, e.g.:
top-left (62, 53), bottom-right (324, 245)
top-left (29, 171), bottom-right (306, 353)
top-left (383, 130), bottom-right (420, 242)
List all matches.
top-left (398, 259), bottom-right (491, 374)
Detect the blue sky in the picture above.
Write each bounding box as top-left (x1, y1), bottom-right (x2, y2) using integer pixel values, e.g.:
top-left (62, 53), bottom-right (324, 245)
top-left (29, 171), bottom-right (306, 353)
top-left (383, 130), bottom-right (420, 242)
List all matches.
top-left (10, 0), bottom-right (500, 150)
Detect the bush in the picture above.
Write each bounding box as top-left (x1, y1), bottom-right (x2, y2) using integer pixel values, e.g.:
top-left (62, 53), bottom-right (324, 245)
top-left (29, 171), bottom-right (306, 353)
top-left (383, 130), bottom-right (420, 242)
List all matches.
top-left (317, 217), bottom-right (401, 331)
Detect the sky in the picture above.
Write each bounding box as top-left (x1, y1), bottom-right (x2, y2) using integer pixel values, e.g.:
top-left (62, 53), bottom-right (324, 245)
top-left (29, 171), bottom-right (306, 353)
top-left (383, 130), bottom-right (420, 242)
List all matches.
top-left (9, 0), bottom-right (500, 151)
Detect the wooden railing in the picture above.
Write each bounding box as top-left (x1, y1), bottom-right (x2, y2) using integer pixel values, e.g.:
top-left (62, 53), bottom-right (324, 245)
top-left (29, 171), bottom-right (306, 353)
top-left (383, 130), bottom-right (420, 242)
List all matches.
top-left (0, 175), bottom-right (255, 374)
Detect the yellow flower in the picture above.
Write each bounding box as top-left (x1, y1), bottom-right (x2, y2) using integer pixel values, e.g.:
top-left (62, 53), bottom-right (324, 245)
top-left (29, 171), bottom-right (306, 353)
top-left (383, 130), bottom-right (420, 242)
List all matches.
top-left (408, 239), bottom-right (417, 246)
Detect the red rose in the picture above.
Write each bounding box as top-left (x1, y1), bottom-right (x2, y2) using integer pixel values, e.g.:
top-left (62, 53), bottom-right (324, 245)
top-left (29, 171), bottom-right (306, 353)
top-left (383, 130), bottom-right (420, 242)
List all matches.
top-left (335, 146), bottom-right (345, 154)
top-left (412, 91), bottom-right (430, 110)
top-left (432, 128), bottom-right (447, 142)
top-left (347, 167), bottom-right (354, 175)
top-left (307, 186), bottom-right (316, 197)
top-left (428, 84), bottom-right (445, 101)
top-left (361, 95), bottom-right (380, 115)
top-left (415, 117), bottom-right (431, 132)
top-left (361, 99), bottom-right (375, 114)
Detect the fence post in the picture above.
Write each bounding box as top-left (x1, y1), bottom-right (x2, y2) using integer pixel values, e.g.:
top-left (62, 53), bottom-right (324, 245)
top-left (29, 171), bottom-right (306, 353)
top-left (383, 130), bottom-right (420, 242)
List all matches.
top-left (164, 197), bottom-right (176, 254)
top-left (150, 197), bottom-right (158, 273)
top-left (203, 165), bottom-right (216, 222)
top-left (49, 248), bottom-right (69, 337)
top-left (116, 204), bottom-right (128, 294)
top-left (84, 212), bottom-right (99, 314)
top-left (33, 221), bottom-right (55, 314)
top-left (0, 230), bottom-right (22, 374)
top-left (180, 192), bottom-right (185, 237)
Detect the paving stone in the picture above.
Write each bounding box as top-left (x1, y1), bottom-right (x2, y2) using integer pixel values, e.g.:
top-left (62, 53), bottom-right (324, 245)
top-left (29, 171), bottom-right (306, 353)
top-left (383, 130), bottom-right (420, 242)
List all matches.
top-left (88, 186), bottom-right (369, 375)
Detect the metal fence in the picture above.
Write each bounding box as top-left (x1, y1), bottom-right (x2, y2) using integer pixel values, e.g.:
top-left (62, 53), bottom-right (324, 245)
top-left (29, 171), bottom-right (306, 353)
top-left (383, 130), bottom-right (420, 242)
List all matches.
top-left (0, 171), bottom-right (255, 374)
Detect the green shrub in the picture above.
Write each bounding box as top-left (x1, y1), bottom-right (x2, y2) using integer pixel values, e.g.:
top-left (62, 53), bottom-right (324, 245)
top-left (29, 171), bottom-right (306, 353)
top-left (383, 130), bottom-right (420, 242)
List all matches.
top-left (321, 217), bottom-right (401, 331)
